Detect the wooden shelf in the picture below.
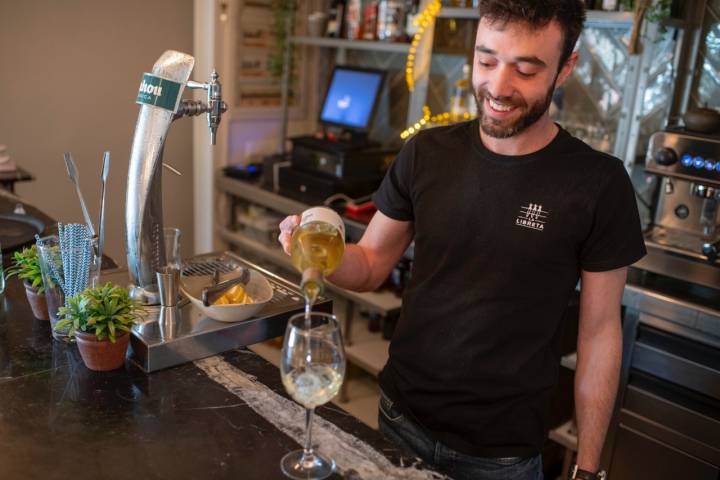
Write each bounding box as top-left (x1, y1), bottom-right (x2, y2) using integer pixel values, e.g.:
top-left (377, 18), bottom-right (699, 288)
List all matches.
top-left (339, 299), bottom-right (390, 377)
top-left (215, 173), bottom-right (369, 242)
top-left (216, 174), bottom-right (306, 217)
top-left (345, 332), bottom-right (389, 377)
top-left (436, 8), bottom-right (634, 29)
top-left (585, 11), bottom-right (635, 29)
top-left (291, 36), bottom-right (410, 53)
top-left (549, 419), bottom-right (578, 452)
top-left (437, 7), bottom-right (480, 19)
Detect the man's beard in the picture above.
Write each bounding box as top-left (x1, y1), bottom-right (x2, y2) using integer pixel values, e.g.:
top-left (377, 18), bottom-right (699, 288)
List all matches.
top-left (475, 80), bottom-right (556, 139)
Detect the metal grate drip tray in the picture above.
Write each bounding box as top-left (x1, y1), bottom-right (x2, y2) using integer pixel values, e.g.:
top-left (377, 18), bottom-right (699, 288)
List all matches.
top-left (100, 252), bottom-right (331, 372)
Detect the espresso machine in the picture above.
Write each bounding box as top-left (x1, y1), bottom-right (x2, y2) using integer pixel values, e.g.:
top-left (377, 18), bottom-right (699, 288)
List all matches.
top-left (602, 129), bottom-right (720, 478)
top-left (636, 128), bottom-right (720, 289)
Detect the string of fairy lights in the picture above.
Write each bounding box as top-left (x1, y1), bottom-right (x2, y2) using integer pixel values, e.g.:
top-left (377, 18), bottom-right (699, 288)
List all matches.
top-left (399, 0), bottom-right (476, 140)
top-left (404, 0), bottom-right (442, 92)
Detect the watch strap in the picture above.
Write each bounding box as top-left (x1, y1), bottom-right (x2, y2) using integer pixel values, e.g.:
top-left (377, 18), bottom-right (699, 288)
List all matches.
top-left (570, 464), bottom-right (606, 480)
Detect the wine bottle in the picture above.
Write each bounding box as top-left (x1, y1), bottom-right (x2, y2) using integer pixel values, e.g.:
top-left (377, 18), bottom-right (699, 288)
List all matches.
top-left (290, 207), bottom-right (346, 305)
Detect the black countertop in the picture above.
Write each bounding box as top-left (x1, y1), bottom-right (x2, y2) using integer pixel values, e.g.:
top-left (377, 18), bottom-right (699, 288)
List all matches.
top-left (0, 275), bottom-right (442, 480)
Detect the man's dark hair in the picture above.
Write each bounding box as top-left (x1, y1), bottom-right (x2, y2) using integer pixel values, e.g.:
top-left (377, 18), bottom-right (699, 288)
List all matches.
top-left (478, 0), bottom-right (586, 70)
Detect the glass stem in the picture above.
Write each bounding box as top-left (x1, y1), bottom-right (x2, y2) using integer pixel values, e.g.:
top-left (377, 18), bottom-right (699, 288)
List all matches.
top-left (302, 407), bottom-right (315, 463)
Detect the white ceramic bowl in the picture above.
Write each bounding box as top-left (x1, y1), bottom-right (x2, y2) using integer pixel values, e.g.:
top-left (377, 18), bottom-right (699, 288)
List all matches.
top-left (180, 268), bottom-right (273, 323)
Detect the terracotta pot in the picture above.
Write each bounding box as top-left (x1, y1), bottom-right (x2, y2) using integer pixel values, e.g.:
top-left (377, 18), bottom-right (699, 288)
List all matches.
top-left (24, 281), bottom-right (50, 321)
top-left (74, 331), bottom-right (130, 371)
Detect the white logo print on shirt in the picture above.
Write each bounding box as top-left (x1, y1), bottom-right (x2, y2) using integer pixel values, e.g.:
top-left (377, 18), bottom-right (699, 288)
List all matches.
top-left (515, 203), bottom-right (549, 231)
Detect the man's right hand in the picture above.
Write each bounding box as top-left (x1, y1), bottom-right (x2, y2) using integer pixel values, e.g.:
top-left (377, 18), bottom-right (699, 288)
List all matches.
top-left (278, 215), bottom-right (301, 255)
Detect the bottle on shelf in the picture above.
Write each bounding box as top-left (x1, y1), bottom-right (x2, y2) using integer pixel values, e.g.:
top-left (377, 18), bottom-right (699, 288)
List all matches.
top-left (290, 207), bottom-right (346, 307)
top-left (377, 0), bottom-right (406, 41)
top-left (327, 0), bottom-right (347, 38)
top-left (345, 0), bottom-right (362, 40)
top-left (404, 0), bottom-right (420, 38)
top-left (362, 1), bottom-right (380, 40)
top-left (450, 63), bottom-right (473, 122)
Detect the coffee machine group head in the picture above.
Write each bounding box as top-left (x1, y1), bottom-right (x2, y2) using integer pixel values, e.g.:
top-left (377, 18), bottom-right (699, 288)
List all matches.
top-left (126, 50), bottom-right (227, 304)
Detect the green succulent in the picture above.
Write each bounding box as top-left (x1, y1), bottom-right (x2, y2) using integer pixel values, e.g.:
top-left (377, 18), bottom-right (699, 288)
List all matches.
top-left (54, 282), bottom-right (143, 343)
top-left (5, 245), bottom-right (44, 294)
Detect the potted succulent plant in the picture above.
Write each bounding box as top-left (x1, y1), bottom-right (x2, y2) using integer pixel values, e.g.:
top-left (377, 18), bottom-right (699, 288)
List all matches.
top-left (5, 245), bottom-right (49, 320)
top-left (54, 282), bottom-right (143, 371)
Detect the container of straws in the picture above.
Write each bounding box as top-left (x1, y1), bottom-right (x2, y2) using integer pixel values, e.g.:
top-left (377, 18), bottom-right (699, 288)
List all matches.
top-left (36, 223), bottom-right (100, 340)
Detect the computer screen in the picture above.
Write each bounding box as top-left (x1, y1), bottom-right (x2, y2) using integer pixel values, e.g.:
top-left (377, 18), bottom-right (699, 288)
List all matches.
top-left (319, 66), bottom-right (385, 131)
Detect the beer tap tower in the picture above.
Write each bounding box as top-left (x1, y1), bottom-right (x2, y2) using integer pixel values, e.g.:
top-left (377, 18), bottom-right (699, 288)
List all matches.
top-left (126, 50), bottom-right (227, 304)
top-left (119, 51), bottom-right (331, 372)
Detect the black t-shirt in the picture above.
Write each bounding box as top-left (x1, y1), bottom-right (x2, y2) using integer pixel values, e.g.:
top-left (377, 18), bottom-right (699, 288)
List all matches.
top-left (373, 119), bottom-right (646, 458)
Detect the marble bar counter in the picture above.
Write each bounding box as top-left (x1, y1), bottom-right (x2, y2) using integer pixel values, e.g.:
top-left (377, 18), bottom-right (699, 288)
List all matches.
top-left (0, 277), bottom-right (443, 480)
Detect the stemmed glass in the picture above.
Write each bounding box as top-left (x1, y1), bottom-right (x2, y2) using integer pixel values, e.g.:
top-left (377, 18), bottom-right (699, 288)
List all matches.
top-left (280, 311), bottom-right (346, 479)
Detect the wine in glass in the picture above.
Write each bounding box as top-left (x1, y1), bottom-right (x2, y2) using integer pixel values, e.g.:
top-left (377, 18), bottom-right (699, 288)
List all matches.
top-left (280, 311), bottom-right (346, 479)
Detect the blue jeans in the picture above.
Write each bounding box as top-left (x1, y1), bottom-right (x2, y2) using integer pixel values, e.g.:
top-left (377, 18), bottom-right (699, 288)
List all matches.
top-left (378, 390), bottom-right (544, 480)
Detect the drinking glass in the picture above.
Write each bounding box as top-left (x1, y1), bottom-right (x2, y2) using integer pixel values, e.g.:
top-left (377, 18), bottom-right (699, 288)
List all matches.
top-left (36, 235), bottom-right (66, 339)
top-left (163, 227), bottom-right (181, 271)
top-left (280, 311), bottom-right (345, 479)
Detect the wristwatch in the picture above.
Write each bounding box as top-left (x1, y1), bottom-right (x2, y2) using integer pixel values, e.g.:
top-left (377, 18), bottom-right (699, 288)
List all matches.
top-left (570, 464), bottom-right (607, 480)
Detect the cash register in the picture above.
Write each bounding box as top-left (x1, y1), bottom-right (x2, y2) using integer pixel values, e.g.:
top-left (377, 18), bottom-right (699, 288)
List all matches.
top-left (278, 66), bottom-right (395, 204)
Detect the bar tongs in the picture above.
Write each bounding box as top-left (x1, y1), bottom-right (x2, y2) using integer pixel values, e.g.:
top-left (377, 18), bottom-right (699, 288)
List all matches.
top-left (201, 267), bottom-right (250, 306)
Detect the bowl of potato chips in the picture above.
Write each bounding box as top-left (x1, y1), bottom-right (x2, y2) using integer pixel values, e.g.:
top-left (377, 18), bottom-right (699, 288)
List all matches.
top-left (180, 267), bottom-right (273, 323)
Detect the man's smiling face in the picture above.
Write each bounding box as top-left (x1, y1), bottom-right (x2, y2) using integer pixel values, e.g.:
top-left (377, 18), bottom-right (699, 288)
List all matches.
top-left (472, 17), bottom-right (573, 139)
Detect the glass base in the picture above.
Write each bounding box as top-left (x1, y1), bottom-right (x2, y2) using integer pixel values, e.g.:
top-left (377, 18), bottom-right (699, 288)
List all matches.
top-left (280, 450), bottom-right (335, 480)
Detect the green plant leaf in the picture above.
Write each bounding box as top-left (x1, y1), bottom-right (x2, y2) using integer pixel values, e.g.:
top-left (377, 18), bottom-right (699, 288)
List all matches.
top-left (56, 282), bottom-right (141, 341)
top-left (5, 245), bottom-right (44, 290)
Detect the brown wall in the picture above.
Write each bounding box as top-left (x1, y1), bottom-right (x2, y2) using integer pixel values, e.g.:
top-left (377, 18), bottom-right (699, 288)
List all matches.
top-left (0, 0), bottom-right (194, 266)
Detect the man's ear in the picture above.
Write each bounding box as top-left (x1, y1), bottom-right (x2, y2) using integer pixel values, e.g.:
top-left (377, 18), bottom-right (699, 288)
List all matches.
top-left (557, 51), bottom-right (579, 87)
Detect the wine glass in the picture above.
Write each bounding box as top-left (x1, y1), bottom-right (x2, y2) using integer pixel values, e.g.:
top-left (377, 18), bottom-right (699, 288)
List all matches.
top-left (280, 311), bottom-right (346, 479)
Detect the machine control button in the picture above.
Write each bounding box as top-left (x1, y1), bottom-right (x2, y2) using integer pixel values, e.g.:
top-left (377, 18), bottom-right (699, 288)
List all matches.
top-left (705, 160), bottom-right (716, 170)
top-left (654, 147), bottom-right (678, 166)
top-left (694, 157), bottom-right (705, 168)
top-left (674, 204), bottom-right (690, 219)
top-left (702, 241), bottom-right (719, 262)
top-left (681, 154), bottom-right (694, 167)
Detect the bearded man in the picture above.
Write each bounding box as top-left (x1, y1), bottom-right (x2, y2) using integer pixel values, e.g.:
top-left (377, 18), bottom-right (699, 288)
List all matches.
top-left (279, 1), bottom-right (645, 478)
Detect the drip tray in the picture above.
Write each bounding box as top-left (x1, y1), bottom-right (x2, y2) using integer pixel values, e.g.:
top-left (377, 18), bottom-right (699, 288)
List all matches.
top-left (100, 252), bottom-right (331, 373)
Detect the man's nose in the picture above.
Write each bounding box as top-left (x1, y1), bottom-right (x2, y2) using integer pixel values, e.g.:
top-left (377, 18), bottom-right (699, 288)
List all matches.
top-left (486, 65), bottom-right (515, 100)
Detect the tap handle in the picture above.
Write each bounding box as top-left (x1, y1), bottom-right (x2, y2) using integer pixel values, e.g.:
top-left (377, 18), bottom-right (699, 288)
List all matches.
top-left (207, 70), bottom-right (227, 145)
top-left (185, 71), bottom-right (228, 145)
